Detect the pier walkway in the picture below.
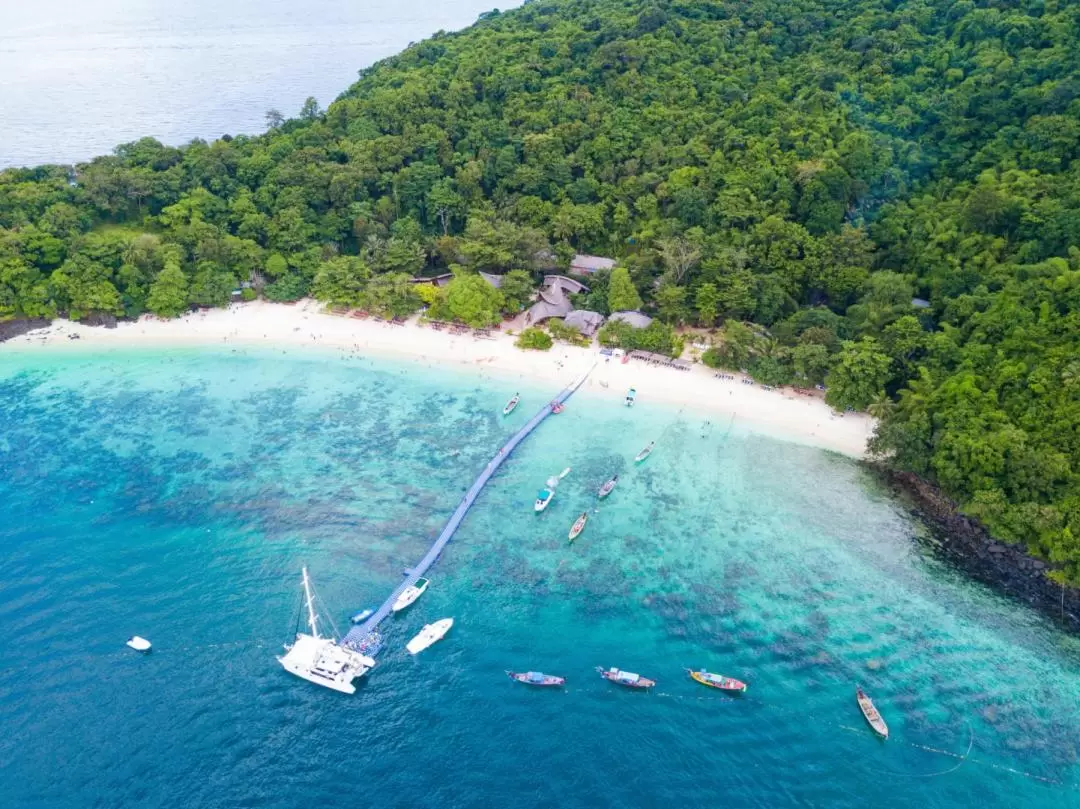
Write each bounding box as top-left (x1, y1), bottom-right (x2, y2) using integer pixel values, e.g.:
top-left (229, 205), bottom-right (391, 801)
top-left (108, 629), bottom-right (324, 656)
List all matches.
top-left (342, 366), bottom-right (593, 648)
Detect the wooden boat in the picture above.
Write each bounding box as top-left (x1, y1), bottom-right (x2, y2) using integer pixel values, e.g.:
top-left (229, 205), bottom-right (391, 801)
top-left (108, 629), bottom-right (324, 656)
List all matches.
top-left (391, 577), bottom-right (430, 613)
top-left (596, 666), bottom-right (655, 689)
top-left (856, 686), bottom-right (889, 739)
top-left (502, 393), bottom-right (520, 416)
top-left (625, 387), bottom-right (637, 407)
top-left (568, 511), bottom-right (588, 543)
top-left (535, 467), bottom-right (571, 513)
top-left (349, 608), bottom-right (375, 624)
top-left (634, 442), bottom-right (655, 463)
top-left (687, 669), bottom-right (747, 693)
top-left (506, 670), bottom-right (565, 687)
top-left (406, 618), bottom-right (453, 655)
top-left (597, 475), bottom-right (619, 499)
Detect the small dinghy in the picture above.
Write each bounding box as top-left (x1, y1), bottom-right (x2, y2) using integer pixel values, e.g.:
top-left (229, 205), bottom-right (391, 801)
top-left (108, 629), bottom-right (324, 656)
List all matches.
top-left (597, 475), bottom-right (619, 499)
top-left (535, 467), bottom-right (571, 513)
top-left (502, 393), bottom-right (520, 416)
top-left (506, 670), bottom-right (565, 687)
top-left (349, 608), bottom-right (375, 624)
top-left (634, 442), bottom-right (655, 463)
top-left (392, 577), bottom-right (430, 613)
top-left (625, 387), bottom-right (637, 407)
top-left (406, 618), bottom-right (454, 655)
top-left (568, 511), bottom-right (588, 543)
top-left (126, 636), bottom-right (152, 653)
top-left (596, 666), bottom-right (655, 689)
top-left (856, 686), bottom-right (889, 739)
top-left (687, 669), bottom-right (747, 693)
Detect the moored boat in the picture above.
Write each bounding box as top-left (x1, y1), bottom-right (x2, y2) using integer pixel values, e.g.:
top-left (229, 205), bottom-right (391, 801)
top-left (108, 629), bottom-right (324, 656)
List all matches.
top-left (634, 442), bottom-right (655, 463)
top-left (391, 577), bottom-right (430, 613)
top-left (535, 467), bottom-right (571, 513)
top-left (406, 618), bottom-right (454, 655)
top-left (856, 686), bottom-right (889, 739)
top-left (597, 475), bottom-right (619, 498)
top-left (126, 636), bottom-right (151, 653)
top-left (277, 567), bottom-right (376, 694)
top-left (503, 393), bottom-right (520, 415)
top-left (625, 387), bottom-right (637, 407)
top-left (506, 670), bottom-right (565, 687)
top-left (596, 666), bottom-right (655, 689)
top-left (349, 608), bottom-right (375, 624)
top-left (687, 669), bottom-right (747, 693)
top-left (568, 511), bottom-right (588, 543)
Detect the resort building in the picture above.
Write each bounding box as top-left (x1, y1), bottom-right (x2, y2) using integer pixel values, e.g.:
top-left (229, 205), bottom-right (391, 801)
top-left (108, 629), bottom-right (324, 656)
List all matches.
top-left (525, 275), bottom-right (590, 325)
top-left (608, 310), bottom-right (653, 329)
top-left (563, 309), bottom-right (606, 337)
top-left (568, 254), bottom-right (616, 276)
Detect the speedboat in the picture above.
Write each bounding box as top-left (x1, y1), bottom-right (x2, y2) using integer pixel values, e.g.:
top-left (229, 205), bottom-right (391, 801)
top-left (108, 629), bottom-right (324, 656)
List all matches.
top-left (503, 393), bottom-right (520, 415)
top-left (392, 577), bottom-right (430, 612)
top-left (278, 567), bottom-right (376, 694)
top-left (126, 636), bottom-right (151, 653)
top-left (597, 475), bottom-right (618, 498)
top-left (596, 667), bottom-right (655, 689)
top-left (625, 388), bottom-right (637, 407)
top-left (634, 442), bottom-right (655, 463)
top-left (568, 511), bottom-right (588, 543)
top-left (535, 467), bottom-right (571, 512)
top-left (857, 686), bottom-right (889, 739)
top-left (406, 618), bottom-right (454, 655)
top-left (507, 671), bottom-right (565, 687)
top-left (687, 669), bottom-right (747, 693)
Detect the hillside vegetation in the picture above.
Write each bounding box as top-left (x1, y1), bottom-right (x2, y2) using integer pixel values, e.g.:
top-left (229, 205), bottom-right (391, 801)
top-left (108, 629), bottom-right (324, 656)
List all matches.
top-left (2, 0), bottom-right (1079, 579)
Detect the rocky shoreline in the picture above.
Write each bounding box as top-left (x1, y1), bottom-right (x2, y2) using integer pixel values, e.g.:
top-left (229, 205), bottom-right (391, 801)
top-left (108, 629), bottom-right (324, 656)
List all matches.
top-left (0, 317), bottom-right (51, 343)
top-left (875, 466), bottom-right (1080, 633)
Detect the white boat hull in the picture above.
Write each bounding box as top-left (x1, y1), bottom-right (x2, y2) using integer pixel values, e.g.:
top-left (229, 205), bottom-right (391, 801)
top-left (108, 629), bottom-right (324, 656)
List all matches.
top-left (535, 492), bottom-right (554, 512)
top-left (406, 618), bottom-right (454, 655)
top-left (278, 633), bottom-right (375, 694)
top-left (392, 580), bottom-right (429, 612)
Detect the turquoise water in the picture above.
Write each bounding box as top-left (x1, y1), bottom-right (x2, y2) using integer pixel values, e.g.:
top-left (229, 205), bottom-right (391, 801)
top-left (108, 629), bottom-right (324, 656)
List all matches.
top-left (1, 347), bottom-right (1079, 808)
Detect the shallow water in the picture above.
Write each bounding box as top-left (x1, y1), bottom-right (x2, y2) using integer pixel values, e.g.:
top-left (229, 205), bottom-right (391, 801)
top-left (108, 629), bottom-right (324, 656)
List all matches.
top-left (0, 0), bottom-right (516, 167)
top-left (1, 347), bottom-right (1078, 808)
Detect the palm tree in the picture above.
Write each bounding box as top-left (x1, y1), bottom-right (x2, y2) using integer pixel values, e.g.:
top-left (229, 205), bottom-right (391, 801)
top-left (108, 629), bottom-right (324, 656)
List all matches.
top-left (867, 393), bottom-right (895, 420)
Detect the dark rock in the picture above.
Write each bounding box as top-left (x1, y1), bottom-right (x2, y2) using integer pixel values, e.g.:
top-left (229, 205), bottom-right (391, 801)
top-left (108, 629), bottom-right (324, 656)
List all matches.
top-left (81, 312), bottom-right (118, 328)
top-left (871, 465), bottom-right (1080, 635)
top-left (0, 317), bottom-right (50, 342)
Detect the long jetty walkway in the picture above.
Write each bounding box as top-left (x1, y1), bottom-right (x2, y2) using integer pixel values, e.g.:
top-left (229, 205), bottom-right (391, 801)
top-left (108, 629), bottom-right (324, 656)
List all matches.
top-left (342, 366), bottom-right (594, 648)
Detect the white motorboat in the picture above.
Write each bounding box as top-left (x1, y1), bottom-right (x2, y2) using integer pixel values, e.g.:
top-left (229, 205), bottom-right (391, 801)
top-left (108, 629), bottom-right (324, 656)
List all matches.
top-left (534, 467), bottom-right (571, 512)
top-left (406, 618), bottom-right (454, 655)
top-left (277, 567), bottom-right (376, 694)
top-left (126, 636), bottom-right (151, 652)
top-left (392, 577), bottom-right (430, 612)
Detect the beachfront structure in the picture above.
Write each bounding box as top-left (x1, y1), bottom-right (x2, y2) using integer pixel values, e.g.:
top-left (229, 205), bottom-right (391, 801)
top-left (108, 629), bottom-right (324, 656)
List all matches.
top-left (411, 272), bottom-right (454, 288)
top-left (563, 309), bottom-right (606, 337)
top-left (478, 271), bottom-right (503, 288)
top-left (609, 310), bottom-right (653, 329)
top-left (525, 275), bottom-right (590, 325)
top-left (343, 369), bottom-right (594, 648)
top-left (569, 254), bottom-right (616, 276)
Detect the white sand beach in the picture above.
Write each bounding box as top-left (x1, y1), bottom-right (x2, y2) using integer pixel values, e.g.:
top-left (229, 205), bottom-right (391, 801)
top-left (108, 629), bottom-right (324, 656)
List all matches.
top-left (3, 300), bottom-right (876, 457)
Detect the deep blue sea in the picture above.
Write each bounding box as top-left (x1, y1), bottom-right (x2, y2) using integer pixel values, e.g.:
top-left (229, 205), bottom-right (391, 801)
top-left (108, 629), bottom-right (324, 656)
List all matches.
top-left (1, 347), bottom-right (1079, 808)
top-left (0, 0), bottom-right (518, 168)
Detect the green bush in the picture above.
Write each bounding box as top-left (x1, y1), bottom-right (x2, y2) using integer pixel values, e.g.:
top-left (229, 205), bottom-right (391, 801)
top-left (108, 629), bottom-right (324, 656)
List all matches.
top-left (547, 319), bottom-right (589, 345)
top-left (240, 288), bottom-right (258, 302)
top-left (515, 327), bottom-right (553, 351)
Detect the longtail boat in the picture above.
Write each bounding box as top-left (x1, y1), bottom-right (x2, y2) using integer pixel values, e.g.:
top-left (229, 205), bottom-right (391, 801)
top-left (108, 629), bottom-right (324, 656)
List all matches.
top-left (597, 666), bottom-right (655, 689)
top-left (502, 393), bottom-right (520, 416)
top-left (568, 511), bottom-right (588, 543)
top-left (687, 669), bottom-right (747, 693)
top-left (856, 686), bottom-right (889, 739)
top-left (506, 671), bottom-right (565, 687)
top-left (597, 475), bottom-right (619, 499)
top-left (634, 442), bottom-right (655, 463)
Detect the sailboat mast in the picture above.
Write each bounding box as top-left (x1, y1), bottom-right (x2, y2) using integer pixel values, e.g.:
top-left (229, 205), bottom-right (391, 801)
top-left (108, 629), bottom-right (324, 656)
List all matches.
top-left (301, 566), bottom-right (319, 638)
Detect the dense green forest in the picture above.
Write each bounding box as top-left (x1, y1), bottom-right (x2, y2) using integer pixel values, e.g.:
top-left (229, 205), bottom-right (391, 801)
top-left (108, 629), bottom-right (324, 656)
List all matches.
top-left (2, 0), bottom-right (1079, 580)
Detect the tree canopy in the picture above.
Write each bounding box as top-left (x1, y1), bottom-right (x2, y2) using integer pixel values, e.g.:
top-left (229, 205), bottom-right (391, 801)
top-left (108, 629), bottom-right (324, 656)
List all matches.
top-left (2, 0), bottom-right (1080, 578)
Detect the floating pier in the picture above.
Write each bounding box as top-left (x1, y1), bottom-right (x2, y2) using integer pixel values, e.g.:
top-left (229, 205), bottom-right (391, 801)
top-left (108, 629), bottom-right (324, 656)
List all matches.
top-left (342, 367), bottom-right (593, 648)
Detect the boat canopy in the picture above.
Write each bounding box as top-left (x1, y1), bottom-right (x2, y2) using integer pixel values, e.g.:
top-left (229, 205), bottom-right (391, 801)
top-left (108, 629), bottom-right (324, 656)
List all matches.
top-left (526, 672), bottom-right (544, 682)
top-left (616, 670), bottom-right (640, 682)
top-left (537, 489), bottom-right (552, 499)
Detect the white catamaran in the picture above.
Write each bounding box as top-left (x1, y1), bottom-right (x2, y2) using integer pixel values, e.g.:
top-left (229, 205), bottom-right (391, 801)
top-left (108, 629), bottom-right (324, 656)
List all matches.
top-left (278, 566), bottom-right (376, 695)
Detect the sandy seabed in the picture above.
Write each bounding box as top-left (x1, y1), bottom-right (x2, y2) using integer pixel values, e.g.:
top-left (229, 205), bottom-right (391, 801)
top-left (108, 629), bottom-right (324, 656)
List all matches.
top-left (3, 300), bottom-right (875, 457)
